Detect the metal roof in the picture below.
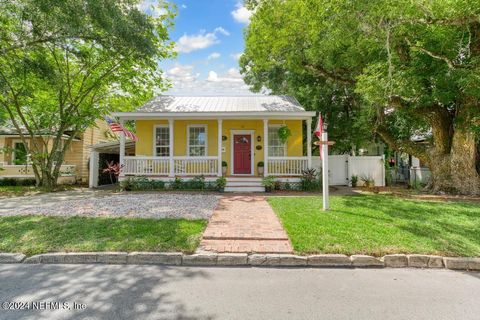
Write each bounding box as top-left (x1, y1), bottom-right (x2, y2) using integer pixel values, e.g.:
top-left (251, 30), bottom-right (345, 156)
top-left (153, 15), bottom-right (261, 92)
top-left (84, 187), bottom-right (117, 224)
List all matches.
top-left (135, 95), bottom-right (307, 113)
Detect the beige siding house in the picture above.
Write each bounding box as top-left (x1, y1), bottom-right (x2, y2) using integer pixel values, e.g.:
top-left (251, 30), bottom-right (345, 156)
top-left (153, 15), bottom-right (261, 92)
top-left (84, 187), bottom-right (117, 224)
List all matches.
top-left (0, 119), bottom-right (113, 184)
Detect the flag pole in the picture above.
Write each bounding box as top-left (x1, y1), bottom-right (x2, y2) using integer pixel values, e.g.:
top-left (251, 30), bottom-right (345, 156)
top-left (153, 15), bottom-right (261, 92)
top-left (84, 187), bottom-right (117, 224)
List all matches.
top-left (322, 130), bottom-right (329, 211)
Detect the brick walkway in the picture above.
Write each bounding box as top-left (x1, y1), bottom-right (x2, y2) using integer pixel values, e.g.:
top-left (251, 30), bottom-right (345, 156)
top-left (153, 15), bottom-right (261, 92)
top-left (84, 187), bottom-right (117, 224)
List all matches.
top-left (199, 195), bottom-right (293, 253)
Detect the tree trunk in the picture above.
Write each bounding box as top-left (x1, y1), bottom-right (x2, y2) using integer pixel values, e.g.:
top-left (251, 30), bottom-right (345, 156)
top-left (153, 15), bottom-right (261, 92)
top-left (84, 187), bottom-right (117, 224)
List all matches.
top-left (425, 104), bottom-right (480, 195)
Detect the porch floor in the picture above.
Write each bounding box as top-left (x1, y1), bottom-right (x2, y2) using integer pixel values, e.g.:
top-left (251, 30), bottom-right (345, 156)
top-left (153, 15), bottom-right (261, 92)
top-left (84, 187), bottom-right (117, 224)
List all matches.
top-left (199, 195), bottom-right (293, 253)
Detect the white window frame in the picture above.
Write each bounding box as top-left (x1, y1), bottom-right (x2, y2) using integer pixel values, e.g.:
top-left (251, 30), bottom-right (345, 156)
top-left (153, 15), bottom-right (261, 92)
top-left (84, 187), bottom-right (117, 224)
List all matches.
top-left (187, 124), bottom-right (208, 157)
top-left (152, 124), bottom-right (170, 157)
top-left (268, 124), bottom-right (287, 157)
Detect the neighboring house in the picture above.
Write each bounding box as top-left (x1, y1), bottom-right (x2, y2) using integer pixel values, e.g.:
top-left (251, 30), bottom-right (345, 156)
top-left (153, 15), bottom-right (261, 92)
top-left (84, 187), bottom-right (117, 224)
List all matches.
top-left (109, 95), bottom-right (316, 192)
top-left (0, 119), bottom-right (113, 184)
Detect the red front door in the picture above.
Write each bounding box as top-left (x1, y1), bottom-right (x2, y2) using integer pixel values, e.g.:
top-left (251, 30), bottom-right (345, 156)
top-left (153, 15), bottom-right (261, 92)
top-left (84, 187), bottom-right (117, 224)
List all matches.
top-left (233, 134), bottom-right (251, 174)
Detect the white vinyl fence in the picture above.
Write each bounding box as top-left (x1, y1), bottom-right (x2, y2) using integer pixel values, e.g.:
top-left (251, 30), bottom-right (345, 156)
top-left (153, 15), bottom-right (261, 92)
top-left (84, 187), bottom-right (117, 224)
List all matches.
top-left (312, 155), bottom-right (385, 187)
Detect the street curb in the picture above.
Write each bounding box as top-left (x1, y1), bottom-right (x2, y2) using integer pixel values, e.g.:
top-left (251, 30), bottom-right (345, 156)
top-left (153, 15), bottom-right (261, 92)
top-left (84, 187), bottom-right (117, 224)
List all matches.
top-left (3, 253), bottom-right (479, 270)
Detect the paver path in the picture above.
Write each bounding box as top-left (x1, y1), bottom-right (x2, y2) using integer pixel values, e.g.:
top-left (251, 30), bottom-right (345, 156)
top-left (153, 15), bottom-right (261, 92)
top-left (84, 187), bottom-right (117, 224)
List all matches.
top-left (200, 195), bottom-right (293, 253)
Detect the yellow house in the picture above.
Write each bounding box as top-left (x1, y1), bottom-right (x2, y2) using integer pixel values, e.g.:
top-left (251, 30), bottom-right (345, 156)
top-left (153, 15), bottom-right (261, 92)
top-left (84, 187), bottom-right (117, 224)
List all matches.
top-left (0, 119), bottom-right (113, 184)
top-left (112, 95), bottom-right (315, 191)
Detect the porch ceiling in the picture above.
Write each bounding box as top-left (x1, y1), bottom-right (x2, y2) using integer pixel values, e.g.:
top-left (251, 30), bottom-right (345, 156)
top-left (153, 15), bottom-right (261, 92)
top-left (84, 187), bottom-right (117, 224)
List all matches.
top-left (90, 141), bottom-right (135, 154)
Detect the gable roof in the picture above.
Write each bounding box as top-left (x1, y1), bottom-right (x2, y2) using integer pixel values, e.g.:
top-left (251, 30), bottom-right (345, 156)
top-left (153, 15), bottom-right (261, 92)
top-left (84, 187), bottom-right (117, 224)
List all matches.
top-left (136, 95), bottom-right (306, 113)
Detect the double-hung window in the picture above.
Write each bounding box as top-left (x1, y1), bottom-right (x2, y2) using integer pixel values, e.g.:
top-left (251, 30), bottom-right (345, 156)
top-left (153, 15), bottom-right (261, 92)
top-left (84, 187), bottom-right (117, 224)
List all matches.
top-left (268, 126), bottom-right (286, 157)
top-left (154, 125), bottom-right (170, 157)
top-left (188, 125), bottom-right (207, 156)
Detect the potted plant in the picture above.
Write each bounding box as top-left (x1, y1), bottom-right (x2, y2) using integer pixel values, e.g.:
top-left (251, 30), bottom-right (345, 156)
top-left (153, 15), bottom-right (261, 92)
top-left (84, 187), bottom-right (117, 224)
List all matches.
top-left (278, 125), bottom-right (291, 144)
top-left (351, 175), bottom-right (358, 187)
top-left (262, 175), bottom-right (276, 192)
top-left (222, 161), bottom-right (228, 175)
top-left (216, 176), bottom-right (227, 192)
top-left (257, 161), bottom-right (264, 175)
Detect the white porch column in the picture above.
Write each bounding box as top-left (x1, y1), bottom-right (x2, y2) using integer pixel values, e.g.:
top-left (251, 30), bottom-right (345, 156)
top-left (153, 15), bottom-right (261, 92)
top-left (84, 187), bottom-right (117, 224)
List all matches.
top-left (263, 119), bottom-right (269, 176)
top-left (169, 119), bottom-right (174, 177)
top-left (306, 118), bottom-right (312, 168)
top-left (217, 119), bottom-right (223, 176)
top-left (119, 119), bottom-right (125, 177)
top-left (89, 150), bottom-right (99, 188)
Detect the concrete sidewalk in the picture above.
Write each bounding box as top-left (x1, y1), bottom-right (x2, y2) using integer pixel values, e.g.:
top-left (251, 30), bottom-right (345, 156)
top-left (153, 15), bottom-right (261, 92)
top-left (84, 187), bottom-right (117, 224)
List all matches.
top-left (200, 195), bottom-right (293, 253)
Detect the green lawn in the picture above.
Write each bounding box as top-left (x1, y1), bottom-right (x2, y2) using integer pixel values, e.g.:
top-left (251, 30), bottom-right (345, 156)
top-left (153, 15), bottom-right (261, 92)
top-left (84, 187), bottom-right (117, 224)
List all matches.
top-left (268, 195), bottom-right (480, 257)
top-left (0, 186), bottom-right (36, 197)
top-left (0, 216), bottom-right (207, 256)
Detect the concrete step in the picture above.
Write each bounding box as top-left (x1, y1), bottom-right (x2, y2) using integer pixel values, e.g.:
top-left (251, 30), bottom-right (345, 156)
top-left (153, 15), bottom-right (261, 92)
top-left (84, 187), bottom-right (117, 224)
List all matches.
top-left (224, 186), bottom-right (265, 193)
top-left (226, 177), bottom-right (262, 182)
top-left (226, 181), bottom-right (263, 187)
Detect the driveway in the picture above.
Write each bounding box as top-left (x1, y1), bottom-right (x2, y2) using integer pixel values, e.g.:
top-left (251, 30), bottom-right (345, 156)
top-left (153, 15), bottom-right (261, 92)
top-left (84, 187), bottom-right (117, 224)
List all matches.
top-left (0, 190), bottom-right (220, 220)
top-left (0, 265), bottom-right (478, 320)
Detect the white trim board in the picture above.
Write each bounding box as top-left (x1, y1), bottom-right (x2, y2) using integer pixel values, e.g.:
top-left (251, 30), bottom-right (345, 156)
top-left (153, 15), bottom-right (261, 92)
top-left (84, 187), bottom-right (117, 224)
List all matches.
top-left (230, 130), bottom-right (255, 176)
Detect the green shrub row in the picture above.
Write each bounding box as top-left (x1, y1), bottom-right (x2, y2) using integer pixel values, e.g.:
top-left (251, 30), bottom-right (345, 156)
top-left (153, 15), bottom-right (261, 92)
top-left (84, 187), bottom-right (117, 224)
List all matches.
top-left (0, 178), bottom-right (36, 187)
top-left (120, 176), bottom-right (225, 191)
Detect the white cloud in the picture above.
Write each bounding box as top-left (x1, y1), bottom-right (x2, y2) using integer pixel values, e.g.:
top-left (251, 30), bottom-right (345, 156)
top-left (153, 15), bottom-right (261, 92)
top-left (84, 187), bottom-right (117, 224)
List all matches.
top-left (230, 52), bottom-right (243, 61)
top-left (207, 68), bottom-right (243, 83)
top-left (167, 64), bottom-right (197, 82)
top-left (181, 4), bottom-right (187, 9)
top-left (175, 27), bottom-right (230, 53)
top-left (138, 0), bottom-right (167, 18)
top-left (231, 2), bottom-right (253, 24)
top-left (214, 27), bottom-right (230, 36)
top-left (208, 52), bottom-right (221, 60)
top-left (165, 66), bottom-right (254, 95)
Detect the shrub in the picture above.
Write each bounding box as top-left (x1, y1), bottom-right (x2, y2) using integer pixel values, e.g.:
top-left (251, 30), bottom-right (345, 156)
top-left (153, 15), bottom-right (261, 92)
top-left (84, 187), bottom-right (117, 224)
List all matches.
top-left (171, 177), bottom-right (184, 190)
top-left (120, 177), bottom-right (165, 191)
top-left (216, 176), bottom-right (227, 190)
top-left (188, 175), bottom-right (206, 190)
top-left (222, 161), bottom-right (228, 167)
top-left (300, 168), bottom-right (322, 191)
top-left (261, 176), bottom-right (276, 188)
top-left (360, 175), bottom-right (375, 188)
top-left (0, 178), bottom-right (36, 187)
top-left (351, 175), bottom-right (358, 187)
top-left (257, 161), bottom-right (264, 167)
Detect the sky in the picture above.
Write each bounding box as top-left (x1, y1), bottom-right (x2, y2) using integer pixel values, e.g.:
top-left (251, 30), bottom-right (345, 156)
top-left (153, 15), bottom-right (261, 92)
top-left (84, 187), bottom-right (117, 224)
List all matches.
top-left (141, 0), bottom-right (258, 96)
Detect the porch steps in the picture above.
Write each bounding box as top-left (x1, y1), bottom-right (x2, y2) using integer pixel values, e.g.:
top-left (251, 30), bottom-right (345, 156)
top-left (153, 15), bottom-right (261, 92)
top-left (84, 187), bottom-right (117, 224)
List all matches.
top-left (225, 177), bottom-right (264, 192)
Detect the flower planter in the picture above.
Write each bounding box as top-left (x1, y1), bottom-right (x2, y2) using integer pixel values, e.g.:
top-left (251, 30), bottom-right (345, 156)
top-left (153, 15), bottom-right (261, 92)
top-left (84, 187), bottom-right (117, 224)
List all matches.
top-left (257, 166), bottom-right (264, 176)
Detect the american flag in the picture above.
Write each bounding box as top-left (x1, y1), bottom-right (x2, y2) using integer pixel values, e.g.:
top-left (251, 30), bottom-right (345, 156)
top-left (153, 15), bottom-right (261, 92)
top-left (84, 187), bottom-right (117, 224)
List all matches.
top-left (105, 117), bottom-right (138, 141)
top-left (314, 113), bottom-right (324, 159)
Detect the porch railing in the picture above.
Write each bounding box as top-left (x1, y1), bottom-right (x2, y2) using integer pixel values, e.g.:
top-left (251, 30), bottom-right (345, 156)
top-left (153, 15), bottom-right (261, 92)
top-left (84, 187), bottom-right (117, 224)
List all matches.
top-left (174, 156), bottom-right (218, 176)
top-left (267, 157), bottom-right (308, 176)
top-left (123, 156), bottom-right (218, 176)
top-left (123, 156), bottom-right (169, 175)
top-left (0, 164), bottom-right (76, 177)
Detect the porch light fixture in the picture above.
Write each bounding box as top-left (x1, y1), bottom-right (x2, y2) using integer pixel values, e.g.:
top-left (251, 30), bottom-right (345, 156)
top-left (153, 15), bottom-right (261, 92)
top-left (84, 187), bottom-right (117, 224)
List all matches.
top-left (257, 135), bottom-right (261, 142)
top-left (222, 135), bottom-right (227, 141)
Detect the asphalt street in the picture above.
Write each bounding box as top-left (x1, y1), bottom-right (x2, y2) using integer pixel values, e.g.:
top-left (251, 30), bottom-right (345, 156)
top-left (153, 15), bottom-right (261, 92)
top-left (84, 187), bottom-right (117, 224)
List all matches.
top-left (0, 264), bottom-right (479, 320)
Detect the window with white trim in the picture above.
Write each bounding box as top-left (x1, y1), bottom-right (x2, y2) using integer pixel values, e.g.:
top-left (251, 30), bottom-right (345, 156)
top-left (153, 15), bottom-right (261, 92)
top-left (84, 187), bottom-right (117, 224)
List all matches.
top-left (154, 126), bottom-right (170, 156)
top-left (188, 125), bottom-right (207, 156)
top-left (268, 126), bottom-right (286, 157)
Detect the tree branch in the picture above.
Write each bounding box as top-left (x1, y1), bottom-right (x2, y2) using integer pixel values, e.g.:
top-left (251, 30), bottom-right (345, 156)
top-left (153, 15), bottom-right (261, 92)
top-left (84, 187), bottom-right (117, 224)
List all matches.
top-left (405, 38), bottom-right (461, 69)
top-left (303, 64), bottom-right (356, 85)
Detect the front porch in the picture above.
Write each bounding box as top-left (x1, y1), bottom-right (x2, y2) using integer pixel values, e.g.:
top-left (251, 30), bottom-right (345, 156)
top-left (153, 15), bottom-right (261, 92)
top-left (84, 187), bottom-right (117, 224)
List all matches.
top-left (118, 118), bottom-right (313, 179)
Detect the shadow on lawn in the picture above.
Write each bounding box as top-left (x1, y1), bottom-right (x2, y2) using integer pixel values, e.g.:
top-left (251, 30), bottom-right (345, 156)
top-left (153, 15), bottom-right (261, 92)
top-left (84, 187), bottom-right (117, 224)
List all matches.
top-left (339, 195), bottom-right (480, 256)
top-left (0, 264), bottom-right (214, 320)
top-left (0, 216), bottom-right (206, 256)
